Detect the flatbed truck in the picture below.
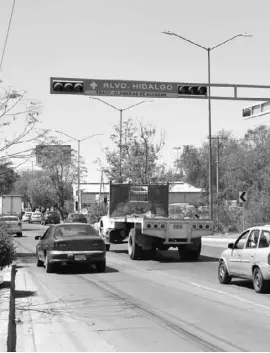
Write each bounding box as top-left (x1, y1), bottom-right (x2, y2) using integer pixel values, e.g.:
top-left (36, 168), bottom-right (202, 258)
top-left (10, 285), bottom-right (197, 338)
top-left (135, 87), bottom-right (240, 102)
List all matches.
top-left (98, 183), bottom-right (213, 260)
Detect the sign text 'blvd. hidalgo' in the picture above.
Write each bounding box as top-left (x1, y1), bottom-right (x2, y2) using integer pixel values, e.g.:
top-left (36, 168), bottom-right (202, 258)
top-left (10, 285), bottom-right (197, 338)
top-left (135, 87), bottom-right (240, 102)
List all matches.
top-left (84, 79), bottom-right (178, 98)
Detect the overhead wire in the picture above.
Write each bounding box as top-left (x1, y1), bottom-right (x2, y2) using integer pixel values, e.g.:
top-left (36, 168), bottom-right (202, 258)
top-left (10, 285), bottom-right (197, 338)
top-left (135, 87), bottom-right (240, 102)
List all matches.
top-left (0, 0), bottom-right (16, 71)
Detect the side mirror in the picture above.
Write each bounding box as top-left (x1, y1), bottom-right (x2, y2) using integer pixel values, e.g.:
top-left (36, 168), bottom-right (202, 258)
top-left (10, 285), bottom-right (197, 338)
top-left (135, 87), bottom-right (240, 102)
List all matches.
top-left (228, 242), bottom-right (234, 249)
top-left (35, 236), bottom-right (41, 240)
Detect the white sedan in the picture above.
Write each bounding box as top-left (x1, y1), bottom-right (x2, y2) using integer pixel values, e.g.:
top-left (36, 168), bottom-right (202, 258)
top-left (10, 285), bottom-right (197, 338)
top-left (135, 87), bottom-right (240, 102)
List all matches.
top-left (0, 215), bottom-right (22, 237)
top-left (218, 225), bottom-right (270, 293)
top-left (22, 212), bottom-right (33, 222)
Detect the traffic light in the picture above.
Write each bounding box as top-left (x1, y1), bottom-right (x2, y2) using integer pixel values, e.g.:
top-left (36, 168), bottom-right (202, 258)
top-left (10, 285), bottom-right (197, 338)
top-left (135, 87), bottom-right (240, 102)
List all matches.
top-left (178, 85), bottom-right (207, 96)
top-left (242, 107), bottom-right (252, 118)
top-left (50, 78), bottom-right (84, 94)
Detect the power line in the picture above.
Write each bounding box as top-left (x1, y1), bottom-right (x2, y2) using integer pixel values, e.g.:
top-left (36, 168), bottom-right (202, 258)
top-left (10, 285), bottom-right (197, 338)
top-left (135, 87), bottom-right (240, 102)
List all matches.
top-left (0, 0), bottom-right (16, 71)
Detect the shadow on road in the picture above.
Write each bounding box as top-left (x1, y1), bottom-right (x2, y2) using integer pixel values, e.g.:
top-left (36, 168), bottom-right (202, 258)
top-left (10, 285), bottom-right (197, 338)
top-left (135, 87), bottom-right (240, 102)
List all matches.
top-left (14, 289), bottom-right (36, 298)
top-left (16, 253), bottom-right (35, 258)
top-left (54, 264), bottom-right (119, 275)
top-left (0, 281), bottom-right (10, 289)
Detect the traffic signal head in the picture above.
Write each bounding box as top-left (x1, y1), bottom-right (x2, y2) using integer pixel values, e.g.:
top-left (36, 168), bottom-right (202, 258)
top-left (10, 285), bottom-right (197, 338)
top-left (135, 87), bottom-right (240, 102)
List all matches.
top-left (242, 107), bottom-right (252, 118)
top-left (178, 85), bottom-right (207, 96)
top-left (50, 78), bottom-right (84, 94)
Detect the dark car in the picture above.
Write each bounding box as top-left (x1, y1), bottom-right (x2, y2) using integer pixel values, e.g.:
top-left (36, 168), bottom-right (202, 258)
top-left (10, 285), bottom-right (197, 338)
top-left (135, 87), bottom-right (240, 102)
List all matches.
top-left (42, 211), bottom-right (61, 225)
top-left (66, 213), bottom-right (87, 223)
top-left (35, 223), bottom-right (106, 273)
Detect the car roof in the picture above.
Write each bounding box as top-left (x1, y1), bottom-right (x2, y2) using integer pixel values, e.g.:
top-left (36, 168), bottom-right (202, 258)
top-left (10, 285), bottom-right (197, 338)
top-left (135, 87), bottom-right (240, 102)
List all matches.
top-left (246, 225), bottom-right (270, 231)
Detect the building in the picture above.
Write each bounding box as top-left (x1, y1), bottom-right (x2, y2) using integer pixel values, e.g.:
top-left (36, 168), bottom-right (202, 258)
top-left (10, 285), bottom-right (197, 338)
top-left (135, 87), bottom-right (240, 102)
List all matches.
top-left (73, 182), bottom-right (204, 211)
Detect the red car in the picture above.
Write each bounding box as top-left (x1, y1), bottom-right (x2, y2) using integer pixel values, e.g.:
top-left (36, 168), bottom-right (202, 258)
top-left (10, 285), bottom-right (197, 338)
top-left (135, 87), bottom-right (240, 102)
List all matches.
top-left (35, 223), bottom-right (106, 273)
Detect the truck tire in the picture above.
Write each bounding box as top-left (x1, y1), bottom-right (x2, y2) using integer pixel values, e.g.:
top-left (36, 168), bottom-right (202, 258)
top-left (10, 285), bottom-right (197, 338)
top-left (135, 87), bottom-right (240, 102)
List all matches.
top-left (128, 228), bottom-right (142, 260)
top-left (178, 241), bottom-right (201, 261)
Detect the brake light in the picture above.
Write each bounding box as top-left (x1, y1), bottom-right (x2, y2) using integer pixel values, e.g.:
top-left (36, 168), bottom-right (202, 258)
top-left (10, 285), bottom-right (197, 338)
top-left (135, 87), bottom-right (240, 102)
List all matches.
top-left (54, 242), bottom-right (67, 249)
top-left (268, 253), bottom-right (270, 265)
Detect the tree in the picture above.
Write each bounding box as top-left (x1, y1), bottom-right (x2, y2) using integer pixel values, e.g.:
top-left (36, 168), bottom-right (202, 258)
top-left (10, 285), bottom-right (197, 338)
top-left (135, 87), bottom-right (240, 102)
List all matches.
top-left (99, 119), bottom-right (165, 183)
top-left (35, 138), bottom-right (87, 218)
top-left (0, 83), bottom-right (47, 165)
top-left (0, 161), bottom-right (18, 195)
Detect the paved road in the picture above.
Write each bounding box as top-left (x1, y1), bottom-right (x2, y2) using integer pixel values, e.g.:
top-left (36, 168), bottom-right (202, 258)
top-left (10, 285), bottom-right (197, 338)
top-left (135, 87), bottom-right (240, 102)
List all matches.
top-left (12, 224), bottom-right (270, 351)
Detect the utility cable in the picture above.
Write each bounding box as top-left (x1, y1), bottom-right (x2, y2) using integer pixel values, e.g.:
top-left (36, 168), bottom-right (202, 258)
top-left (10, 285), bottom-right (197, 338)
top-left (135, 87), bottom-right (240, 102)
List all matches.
top-left (0, 0), bottom-right (16, 71)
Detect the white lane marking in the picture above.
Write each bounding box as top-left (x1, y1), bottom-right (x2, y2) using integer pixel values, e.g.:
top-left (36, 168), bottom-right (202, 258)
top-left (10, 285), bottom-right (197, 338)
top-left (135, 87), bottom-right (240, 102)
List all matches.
top-left (190, 282), bottom-right (270, 311)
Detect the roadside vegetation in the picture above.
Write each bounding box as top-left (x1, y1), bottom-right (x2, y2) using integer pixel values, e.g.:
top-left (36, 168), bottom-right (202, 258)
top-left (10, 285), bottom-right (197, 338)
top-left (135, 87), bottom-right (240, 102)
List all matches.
top-left (0, 222), bottom-right (16, 270)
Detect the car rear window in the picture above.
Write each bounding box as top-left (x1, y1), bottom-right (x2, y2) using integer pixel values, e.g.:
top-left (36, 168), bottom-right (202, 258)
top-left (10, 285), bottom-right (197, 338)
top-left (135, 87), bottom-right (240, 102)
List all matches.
top-left (0, 217), bottom-right (19, 221)
top-left (71, 214), bottom-right (86, 219)
top-left (54, 225), bottom-right (97, 237)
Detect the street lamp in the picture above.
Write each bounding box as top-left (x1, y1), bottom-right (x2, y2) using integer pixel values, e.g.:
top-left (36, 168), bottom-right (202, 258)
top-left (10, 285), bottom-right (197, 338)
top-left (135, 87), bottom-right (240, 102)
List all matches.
top-left (162, 31), bottom-right (252, 219)
top-left (89, 97), bottom-right (153, 182)
top-left (55, 130), bottom-right (103, 212)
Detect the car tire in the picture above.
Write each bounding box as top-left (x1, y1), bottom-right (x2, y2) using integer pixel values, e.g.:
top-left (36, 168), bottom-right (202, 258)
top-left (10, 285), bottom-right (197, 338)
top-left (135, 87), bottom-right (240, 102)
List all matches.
top-left (36, 254), bottom-right (44, 267)
top-left (106, 244), bottom-right (110, 251)
top-left (218, 260), bottom-right (232, 284)
top-left (96, 261), bottom-right (106, 273)
top-left (45, 254), bottom-right (54, 273)
top-left (16, 232), bottom-right (22, 237)
top-left (128, 229), bottom-right (142, 260)
top-left (253, 267), bottom-right (268, 293)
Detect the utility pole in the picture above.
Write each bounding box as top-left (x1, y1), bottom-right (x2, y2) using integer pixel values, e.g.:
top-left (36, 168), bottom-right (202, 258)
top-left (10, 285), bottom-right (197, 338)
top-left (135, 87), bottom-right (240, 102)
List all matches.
top-left (210, 136), bottom-right (228, 198)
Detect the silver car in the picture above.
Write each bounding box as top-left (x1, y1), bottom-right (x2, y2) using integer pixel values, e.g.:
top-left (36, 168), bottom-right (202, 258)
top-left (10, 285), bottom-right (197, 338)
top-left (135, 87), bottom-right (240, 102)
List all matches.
top-left (0, 215), bottom-right (22, 237)
top-left (218, 225), bottom-right (270, 293)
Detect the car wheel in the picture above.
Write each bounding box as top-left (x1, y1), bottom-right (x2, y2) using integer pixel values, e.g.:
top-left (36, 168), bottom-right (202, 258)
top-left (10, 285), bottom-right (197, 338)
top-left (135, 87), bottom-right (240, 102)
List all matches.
top-left (16, 232), bottom-right (22, 237)
top-left (106, 244), bottom-right (110, 251)
top-left (253, 267), bottom-right (268, 293)
top-left (36, 253), bottom-right (44, 267)
top-left (218, 260), bottom-right (232, 284)
top-left (96, 261), bottom-right (106, 273)
top-left (45, 254), bottom-right (54, 273)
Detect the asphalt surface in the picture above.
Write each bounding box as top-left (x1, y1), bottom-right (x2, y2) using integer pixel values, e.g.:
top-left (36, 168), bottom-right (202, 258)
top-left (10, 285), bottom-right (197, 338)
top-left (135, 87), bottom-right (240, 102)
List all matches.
top-left (12, 223), bottom-right (270, 351)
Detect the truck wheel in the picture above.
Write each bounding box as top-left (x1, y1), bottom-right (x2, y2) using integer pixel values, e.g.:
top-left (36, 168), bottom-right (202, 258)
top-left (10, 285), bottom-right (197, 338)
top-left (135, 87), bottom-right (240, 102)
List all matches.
top-left (16, 232), bottom-right (22, 237)
top-left (128, 229), bottom-right (142, 260)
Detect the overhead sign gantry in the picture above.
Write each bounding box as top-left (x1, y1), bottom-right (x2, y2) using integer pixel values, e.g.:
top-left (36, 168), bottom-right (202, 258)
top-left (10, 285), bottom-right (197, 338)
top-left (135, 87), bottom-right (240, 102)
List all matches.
top-left (50, 77), bottom-right (270, 102)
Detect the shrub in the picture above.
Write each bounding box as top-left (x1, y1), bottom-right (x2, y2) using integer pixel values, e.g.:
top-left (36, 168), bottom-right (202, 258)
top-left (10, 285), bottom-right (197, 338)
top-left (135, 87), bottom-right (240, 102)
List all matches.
top-left (0, 222), bottom-right (16, 270)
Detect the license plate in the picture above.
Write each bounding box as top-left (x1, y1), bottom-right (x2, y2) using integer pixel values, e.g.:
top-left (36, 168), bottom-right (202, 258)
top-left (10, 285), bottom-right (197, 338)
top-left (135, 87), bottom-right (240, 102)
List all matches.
top-left (173, 224), bottom-right (183, 229)
top-left (74, 254), bottom-right (86, 260)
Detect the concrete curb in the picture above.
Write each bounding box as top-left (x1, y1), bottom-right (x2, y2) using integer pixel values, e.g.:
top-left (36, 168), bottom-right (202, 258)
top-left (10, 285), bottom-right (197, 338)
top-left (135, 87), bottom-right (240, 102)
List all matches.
top-left (7, 265), bottom-right (16, 352)
top-left (0, 265), bottom-right (14, 352)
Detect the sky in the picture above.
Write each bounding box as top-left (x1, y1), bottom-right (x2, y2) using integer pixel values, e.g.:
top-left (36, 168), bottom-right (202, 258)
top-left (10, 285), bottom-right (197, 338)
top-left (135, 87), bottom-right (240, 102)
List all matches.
top-left (1, 0), bottom-right (270, 182)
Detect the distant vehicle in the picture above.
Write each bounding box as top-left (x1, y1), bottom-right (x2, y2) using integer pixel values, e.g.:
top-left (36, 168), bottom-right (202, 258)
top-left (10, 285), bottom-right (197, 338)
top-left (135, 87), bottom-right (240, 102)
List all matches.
top-left (35, 223), bottom-right (106, 273)
top-left (218, 225), bottom-right (270, 293)
top-left (0, 195), bottom-right (22, 217)
top-left (66, 213), bottom-right (87, 223)
top-left (29, 212), bottom-right (43, 224)
top-left (0, 215), bottom-right (22, 237)
top-left (42, 211), bottom-right (60, 225)
top-left (22, 212), bottom-right (33, 223)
